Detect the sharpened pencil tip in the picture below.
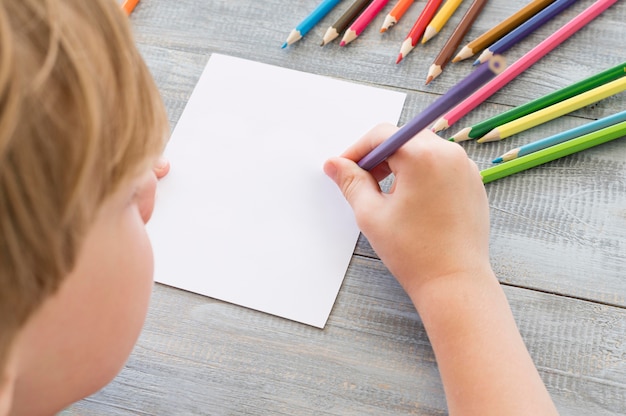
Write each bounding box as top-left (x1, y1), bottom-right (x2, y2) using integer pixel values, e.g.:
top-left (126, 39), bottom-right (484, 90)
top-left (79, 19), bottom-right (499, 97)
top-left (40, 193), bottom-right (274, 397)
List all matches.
top-left (396, 54), bottom-right (403, 64)
top-left (425, 76), bottom-right (433, 85)
top-left (451, 56), bottom-right (461, 63)
top-left (281, 42), bottom-right (288, 49)
top-left (492, 157), bottom-right (503, 164)
top-left (339, 41), bottom-right (346, 47)
top-left (472, 59), bottom-right (480, 66)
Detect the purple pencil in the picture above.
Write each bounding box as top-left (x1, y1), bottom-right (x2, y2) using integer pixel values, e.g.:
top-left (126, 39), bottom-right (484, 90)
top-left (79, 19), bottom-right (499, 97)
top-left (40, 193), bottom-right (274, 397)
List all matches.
top-left (357, 56), bottom-right (506, 170)
top-left (474, 0), bottom-right (578, 65)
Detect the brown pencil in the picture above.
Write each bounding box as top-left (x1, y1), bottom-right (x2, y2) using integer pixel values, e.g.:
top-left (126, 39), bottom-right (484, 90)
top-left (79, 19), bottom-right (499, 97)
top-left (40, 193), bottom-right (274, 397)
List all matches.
top-left (425, 0), bottom-right (488, 84)
top-left (452, 0), bottom-right (556, 62)
top-left (321, 0), bottom-right (374, 45)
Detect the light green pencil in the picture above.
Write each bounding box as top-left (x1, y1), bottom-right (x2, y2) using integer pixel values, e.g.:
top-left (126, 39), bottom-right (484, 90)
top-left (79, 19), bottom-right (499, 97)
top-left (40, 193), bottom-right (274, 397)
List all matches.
top-left (481, 120), bottom-right (626, 184)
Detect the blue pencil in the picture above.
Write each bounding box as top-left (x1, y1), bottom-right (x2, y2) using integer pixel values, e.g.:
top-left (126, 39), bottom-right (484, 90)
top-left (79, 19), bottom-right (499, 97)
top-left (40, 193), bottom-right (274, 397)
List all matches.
top-left (282, 0), bottom-right (343, 48)
top-left (474, 0), bottom-right (578, 65)
top-left (493, 110), bottom-right (626, 163)
top-left (357, 56), bottom-right (506, 170)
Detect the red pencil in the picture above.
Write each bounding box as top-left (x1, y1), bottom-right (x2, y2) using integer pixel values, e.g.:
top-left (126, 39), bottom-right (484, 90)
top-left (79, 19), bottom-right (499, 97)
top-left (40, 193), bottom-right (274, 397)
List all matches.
top-left (396, 0), bottom-right (443, 64)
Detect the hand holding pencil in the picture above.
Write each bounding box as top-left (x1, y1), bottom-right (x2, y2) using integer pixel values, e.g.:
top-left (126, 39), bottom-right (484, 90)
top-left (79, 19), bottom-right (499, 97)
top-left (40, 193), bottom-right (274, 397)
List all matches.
top-left (360, 56), bottom-right (505, 170)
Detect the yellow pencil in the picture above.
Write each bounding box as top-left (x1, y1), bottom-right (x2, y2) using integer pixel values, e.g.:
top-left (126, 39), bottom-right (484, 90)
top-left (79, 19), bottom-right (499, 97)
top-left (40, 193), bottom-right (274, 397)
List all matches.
top-left (477, 77), bottom-right (626, 143)
top-left (422, 0), bottom-right (464, 43)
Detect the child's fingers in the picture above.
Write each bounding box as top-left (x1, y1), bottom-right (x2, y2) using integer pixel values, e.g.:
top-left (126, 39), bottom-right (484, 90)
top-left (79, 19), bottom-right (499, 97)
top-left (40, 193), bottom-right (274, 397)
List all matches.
top-left (339, 122), bottom-right (399, 181)
top-left (323, 156), bottom-right (384, 226)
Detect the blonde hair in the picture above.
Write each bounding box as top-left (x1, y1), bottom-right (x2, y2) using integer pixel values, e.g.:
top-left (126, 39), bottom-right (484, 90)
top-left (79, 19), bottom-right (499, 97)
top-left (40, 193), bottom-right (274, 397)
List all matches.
top-left (0, 0), bottom-right (168, 371)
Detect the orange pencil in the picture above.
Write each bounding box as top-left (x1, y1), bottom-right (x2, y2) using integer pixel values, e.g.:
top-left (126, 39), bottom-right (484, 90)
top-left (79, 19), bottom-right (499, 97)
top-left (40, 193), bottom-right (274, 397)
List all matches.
top-left (381, 0), bottom-right (416, 32)
top-left (120, 0), bottom-right (139, 15)
top-left (396, 0), bottom-right (443, 63)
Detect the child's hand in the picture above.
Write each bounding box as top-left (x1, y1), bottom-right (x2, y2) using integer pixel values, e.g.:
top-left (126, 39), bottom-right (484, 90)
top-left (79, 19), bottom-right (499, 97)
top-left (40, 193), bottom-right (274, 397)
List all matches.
top-left (323, 123), bottom-right (492, 299)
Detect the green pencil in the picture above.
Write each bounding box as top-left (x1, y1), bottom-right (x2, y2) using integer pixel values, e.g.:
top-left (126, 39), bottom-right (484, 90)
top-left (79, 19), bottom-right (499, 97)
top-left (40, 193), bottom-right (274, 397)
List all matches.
top-left (450, 61), bottom-right (626, 142)
top-left (480, 120), bottom-right (626, 184)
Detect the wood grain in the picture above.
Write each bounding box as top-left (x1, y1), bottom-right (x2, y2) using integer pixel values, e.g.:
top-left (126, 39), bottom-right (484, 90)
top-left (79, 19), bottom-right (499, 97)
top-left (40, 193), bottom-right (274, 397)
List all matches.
top-left (64, 0), bottom-right (626, 414)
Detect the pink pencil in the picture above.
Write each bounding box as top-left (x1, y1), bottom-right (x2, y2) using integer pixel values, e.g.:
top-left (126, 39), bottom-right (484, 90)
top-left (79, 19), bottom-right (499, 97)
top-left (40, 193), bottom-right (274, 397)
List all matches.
top-left (431, 0), bottom-right (618, 132)
top-left (341, 0), bottom-right (390, 46)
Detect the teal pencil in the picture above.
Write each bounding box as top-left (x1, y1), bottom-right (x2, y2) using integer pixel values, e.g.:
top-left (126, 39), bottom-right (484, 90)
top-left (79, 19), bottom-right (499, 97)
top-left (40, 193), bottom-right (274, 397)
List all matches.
top-left (449, 61), bottom-right (626, 142)
top-left (481, 120), bottom-right (626, 184)
top-left (493, 110), bottom-right (626, 163)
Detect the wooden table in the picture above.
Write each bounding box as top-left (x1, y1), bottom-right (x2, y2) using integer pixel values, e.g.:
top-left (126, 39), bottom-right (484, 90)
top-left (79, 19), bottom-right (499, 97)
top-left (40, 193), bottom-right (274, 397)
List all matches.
top-left (65, 0), bottom-right (626, 414)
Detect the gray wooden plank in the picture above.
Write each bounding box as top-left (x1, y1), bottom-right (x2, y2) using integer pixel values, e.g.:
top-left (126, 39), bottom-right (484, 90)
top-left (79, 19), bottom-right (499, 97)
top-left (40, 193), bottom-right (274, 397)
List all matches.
top-left (65, 256), bottom-right (625, 415)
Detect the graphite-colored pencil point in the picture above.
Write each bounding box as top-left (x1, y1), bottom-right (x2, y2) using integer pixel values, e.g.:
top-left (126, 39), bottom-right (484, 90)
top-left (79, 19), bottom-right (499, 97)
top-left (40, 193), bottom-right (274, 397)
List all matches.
top-left (449, 127), bottom-right (471, 142)
top-left (321, 27), bottom-right (339, 46)
top-left (421, 25), bottom-right (437, 43)
top-left (381, 15), bottom-right (397, 32)
top-left (340, 28), bottom-right (358, 46)
top-left (431, 117), bottom-right (449, 132)
top-left (477, 129), bottom-right (501, 143)
top-left (453, 45), bottom-right (474, 62)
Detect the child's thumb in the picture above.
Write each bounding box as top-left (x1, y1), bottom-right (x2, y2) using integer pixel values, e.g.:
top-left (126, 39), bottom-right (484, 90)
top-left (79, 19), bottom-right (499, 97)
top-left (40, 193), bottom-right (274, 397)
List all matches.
top-left (323, 157), bottom-right (380, 209)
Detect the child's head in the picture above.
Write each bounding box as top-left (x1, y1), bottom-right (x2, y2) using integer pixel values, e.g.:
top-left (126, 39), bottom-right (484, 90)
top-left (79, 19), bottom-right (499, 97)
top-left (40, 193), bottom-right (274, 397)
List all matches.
top-left (0, 0), bottom-right (168, 413)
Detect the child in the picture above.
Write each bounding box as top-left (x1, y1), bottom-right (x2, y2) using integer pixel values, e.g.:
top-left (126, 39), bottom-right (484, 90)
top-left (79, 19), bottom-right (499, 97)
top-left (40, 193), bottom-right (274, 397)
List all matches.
top-left (0, 1), bottom-right (557, 416)
top-left (324, 124), bottom-right (559, 414)
top-left (0, 0), bottom-right (169, 414)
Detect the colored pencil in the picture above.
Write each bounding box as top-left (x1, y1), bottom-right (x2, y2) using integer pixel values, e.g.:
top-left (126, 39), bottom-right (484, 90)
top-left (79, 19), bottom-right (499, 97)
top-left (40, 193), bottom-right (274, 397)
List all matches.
top-left (357, 56), bottom-right (506, 170)
top-left (453, 0), bottom-right (556, 62)
top-left (474, 0), bottom-right (578, 66)
top-left (425, 0), bottom-right (488, 85)
top-left (282, 0), bottom-right (342, 48)
top-left (477, 77), bottom-right (626, 143)
top-left (422, 0), bottom-right (464, 44)
top-left (341, 0), bottom-right (390, 46)
top-left (481, 120), bottom-right (626, 184)
top-left (120, 0), bottom-right (139, 15)
top-left (396, 0), bottom-right (443, 63)
top-left (430, 0), bottom-right (619, 133)
top-left (449, 62), bottom-right (626, 142)
top-left (493, 110), bottom-right (626, 163)
top-left (322, 0), bottom-right (374, 45)
top-left (381, 0), bottom-right (415, 32)
top-left (450, 61), bottom-right (626, 142)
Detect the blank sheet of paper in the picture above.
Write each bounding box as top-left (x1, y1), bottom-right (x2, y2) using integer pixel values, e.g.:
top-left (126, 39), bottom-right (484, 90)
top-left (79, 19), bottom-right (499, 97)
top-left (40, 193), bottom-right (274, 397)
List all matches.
top-left (147, 54), bottom-right (406, 328)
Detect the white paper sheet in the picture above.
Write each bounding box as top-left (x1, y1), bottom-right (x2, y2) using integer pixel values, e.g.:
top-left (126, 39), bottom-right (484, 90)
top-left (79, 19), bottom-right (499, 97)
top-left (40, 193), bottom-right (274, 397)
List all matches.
top-left (147, 54), bottom-right (406, 328)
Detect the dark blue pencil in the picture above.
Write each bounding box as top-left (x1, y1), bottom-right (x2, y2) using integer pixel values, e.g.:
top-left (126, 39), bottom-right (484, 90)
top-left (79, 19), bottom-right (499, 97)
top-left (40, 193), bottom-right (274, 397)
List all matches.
top-left (474, 0), bottom-right (578, 65)
top-left (357, 56), bottom-right (506, 171)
